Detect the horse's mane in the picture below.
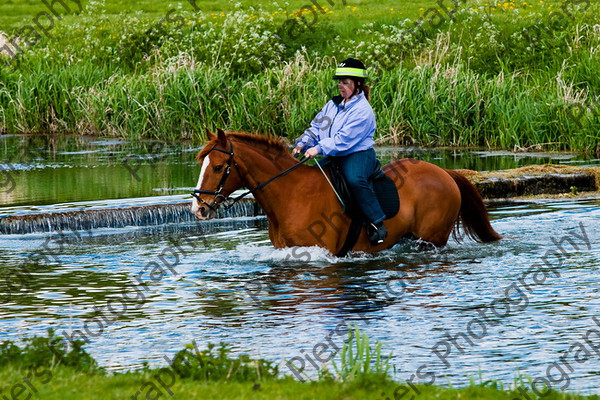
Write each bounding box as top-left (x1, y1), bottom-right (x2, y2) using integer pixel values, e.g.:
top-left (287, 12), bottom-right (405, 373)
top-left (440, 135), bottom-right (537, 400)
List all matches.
top-left (197, 131), bottom-right (294, 162)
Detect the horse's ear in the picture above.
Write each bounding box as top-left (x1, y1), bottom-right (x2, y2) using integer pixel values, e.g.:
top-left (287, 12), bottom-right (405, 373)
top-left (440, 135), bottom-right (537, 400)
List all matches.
top-left (216, 128), bottom-right (227, 147)
top-left (205, 128), bottom-right (216, 141)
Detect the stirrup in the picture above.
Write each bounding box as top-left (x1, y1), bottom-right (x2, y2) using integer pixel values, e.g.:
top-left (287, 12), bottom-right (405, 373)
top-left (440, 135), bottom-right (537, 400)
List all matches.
top-left (367, 223), bottom-right (387, 245)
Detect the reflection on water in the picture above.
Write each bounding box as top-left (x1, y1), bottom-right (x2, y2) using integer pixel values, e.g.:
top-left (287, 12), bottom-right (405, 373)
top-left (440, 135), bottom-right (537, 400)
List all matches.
top-left (0, 199), bottom-right (599, 394)
top-left (1, 135), bottom-right (599, 208)
top-left (0, 135), bottom-right (200, 207)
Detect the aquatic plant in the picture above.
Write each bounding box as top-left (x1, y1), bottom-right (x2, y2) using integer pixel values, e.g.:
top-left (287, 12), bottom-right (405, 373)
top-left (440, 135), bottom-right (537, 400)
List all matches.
top-left (330, 325), bottom-right (393, 382)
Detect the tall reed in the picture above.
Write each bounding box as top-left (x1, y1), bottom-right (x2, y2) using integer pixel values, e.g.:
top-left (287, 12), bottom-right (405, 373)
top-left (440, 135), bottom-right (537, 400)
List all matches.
top-left (0, 3), bottom-right (598, 151)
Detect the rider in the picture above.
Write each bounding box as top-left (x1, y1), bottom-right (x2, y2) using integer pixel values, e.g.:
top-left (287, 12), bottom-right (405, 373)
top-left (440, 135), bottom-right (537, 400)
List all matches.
top-left (292, 58), bottom-right (388, 245)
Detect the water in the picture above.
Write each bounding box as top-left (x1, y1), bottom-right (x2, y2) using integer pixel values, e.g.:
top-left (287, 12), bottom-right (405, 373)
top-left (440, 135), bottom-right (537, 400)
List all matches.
top-left (1, 134), bottom-right (599, 394)
top-left (1, 134), bottom-right (599, 208)
top-left (0, 135), bottom-right (199, 207)
top-left (0, 199), bottom-right (598, 394)
top-left (0, 195), bottom-right (260, 234)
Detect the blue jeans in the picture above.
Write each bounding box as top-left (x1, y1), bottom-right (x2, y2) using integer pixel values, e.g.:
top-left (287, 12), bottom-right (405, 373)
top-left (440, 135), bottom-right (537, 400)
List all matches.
top-left (330, 148), bottom-right (386, 224)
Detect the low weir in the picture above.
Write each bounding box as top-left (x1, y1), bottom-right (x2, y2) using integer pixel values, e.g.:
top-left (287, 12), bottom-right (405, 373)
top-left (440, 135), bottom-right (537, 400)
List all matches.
top-left (0, 197), bottom-right (263, 235)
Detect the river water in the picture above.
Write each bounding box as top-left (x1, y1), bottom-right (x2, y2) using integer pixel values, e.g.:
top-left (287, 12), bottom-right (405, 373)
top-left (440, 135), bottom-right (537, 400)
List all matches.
top-left (0, 135), bottom-right (599, 394)
top-left (1, 134), bottom-right (599, 208)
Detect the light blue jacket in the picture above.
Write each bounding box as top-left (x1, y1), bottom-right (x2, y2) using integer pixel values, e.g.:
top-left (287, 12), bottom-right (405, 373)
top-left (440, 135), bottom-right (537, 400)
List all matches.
top-left (295, 91), bottom-right (376, 157)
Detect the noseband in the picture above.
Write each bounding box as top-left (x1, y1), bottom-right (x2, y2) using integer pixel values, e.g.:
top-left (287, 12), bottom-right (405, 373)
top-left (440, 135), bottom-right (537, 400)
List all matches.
top-left (191, 139), bottom-right (238, 212)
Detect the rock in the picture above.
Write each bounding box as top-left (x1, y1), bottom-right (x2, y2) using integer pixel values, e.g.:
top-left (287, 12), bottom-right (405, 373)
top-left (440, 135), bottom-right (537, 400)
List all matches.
top-left (0, 31), bottom-right (17, 57)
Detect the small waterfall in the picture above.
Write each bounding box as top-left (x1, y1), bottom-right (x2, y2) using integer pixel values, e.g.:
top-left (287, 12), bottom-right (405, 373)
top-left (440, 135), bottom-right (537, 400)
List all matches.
top-left (0, 199), bottom-right (264, 235)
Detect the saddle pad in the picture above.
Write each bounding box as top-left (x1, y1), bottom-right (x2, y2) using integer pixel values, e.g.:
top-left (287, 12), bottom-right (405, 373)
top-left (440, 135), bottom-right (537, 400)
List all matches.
top-left (335, 173), bottom-right (400, 257)
top-left (373, 175), bottom-right (400, 219)
top-left (325, 164), bottom-right (400, 220)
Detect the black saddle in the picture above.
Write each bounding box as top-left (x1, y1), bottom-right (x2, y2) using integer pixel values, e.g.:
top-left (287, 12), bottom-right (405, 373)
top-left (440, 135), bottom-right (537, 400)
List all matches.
top-left (323, 160), bottom-right (400, 256)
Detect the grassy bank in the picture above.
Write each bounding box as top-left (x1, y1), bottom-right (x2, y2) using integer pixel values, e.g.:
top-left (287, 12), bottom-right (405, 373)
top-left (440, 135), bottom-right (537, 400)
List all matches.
top-left (4, 368), bottom-right (598, 400)
top-left (1, 329), bottom-right (597, 400)
top-left (0, 0), bottom-right (599, 151)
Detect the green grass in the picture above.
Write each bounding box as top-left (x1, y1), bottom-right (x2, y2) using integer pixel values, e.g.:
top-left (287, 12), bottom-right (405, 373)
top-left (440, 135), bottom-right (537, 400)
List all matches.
top-left (0, 0), bottom-right (445, 31)
top-left (4, 367), bottom-right (599, 400)
top-left (1, 329), bottom-right (598, 400)
top-left (0, 0), bottom-right (599, 151)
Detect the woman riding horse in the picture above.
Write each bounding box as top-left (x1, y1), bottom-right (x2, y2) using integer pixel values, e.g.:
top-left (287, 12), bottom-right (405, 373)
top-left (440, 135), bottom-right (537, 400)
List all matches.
top-left (191, 128), bottom-right (501, 255)
top-left (292, 58), bottom-right (388, 245)
top-left (191, 61), bottom-right (502, 255)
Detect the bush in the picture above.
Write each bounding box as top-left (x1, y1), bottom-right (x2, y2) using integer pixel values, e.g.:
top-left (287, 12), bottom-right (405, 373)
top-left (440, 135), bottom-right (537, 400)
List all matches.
top-left (0, 329), bottom-right (102, 374)
top-left (171, 342), bottom-right (279, 382)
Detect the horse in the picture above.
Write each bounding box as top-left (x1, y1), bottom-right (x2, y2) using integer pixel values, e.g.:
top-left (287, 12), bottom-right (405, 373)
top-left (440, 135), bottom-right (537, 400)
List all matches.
top-left (191, 129), bottom-right (501, 255)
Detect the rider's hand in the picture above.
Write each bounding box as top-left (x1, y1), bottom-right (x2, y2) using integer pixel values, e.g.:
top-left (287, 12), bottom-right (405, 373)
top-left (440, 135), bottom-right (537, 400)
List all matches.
top-left (292, 146), bottom-right (303, 157)
top-left (304, 147), bottom-right (320, 159)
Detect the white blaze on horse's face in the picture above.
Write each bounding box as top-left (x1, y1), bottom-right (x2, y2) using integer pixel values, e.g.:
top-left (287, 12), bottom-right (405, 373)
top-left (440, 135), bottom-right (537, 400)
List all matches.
top-left (191, 154), bottom-right (211, 218)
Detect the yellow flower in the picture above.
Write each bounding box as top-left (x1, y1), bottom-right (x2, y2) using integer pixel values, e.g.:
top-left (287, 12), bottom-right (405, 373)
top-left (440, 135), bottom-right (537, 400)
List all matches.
top-left (419, 7), bottom-right (424, 11)
top-left (389, 8), bottom-right (394, 11)
top-left (472, 8), bottom-right (478, 11)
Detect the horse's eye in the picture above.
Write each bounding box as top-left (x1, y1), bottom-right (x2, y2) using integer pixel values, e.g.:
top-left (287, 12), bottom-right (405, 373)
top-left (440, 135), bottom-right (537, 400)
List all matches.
top-left (214, 165), bottom-right (223, 172)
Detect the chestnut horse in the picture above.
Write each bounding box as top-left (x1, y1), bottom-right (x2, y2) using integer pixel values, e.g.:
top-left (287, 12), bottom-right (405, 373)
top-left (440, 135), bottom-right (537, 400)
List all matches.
top-left (191, 129), bottom-right (501, 255)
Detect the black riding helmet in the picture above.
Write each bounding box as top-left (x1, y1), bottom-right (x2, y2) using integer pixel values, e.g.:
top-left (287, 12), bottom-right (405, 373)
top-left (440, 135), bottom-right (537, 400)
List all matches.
top-left (333, 58), bottom-right (367, 97)
top-left (333, 58), bottom-right (368, 80)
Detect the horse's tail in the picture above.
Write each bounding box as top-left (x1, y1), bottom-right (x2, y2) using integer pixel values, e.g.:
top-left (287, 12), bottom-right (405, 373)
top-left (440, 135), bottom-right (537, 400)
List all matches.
top-left (445, 169), bottom-right (502, 242)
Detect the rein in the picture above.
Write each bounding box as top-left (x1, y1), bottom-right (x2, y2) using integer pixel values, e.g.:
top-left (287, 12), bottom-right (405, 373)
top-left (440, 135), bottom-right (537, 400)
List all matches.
top-left (192, 139), bottom-right (310, 211)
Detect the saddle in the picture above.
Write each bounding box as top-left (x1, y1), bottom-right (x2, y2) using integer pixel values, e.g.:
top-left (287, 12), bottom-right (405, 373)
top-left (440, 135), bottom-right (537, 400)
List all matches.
top-left (323, 160), bottom-right (400, 256)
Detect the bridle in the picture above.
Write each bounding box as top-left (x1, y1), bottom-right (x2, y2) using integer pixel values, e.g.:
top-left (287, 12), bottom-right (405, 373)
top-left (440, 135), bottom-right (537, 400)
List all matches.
top-left (191, 139), bottom-right (239, 212)
top-left (191, 139), bottom-right (310, 212)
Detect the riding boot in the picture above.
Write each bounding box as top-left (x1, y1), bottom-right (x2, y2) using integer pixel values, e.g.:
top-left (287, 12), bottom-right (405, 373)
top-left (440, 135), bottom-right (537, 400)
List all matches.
top-left (367, 221), bottom-right (388, 245)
